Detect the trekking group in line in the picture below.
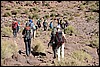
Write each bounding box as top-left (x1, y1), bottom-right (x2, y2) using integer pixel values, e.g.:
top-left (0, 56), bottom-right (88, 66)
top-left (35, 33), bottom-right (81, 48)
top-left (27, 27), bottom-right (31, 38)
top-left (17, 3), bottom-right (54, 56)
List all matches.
top-left (12, 17), bottom-right (69, 61)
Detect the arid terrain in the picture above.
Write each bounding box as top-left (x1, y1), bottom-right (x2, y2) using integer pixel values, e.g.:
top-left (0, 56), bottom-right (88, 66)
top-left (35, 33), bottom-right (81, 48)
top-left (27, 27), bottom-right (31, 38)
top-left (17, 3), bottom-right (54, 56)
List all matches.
top-left (1, 1), bottom-right (99, 66)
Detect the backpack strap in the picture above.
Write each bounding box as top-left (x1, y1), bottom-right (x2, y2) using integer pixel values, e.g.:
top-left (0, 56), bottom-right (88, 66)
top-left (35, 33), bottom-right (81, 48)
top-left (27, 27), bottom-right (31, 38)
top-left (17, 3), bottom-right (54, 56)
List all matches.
top-left (25, 26), bottom-right (30, 30)
top-left (56, 32), bottom-right (60, 43)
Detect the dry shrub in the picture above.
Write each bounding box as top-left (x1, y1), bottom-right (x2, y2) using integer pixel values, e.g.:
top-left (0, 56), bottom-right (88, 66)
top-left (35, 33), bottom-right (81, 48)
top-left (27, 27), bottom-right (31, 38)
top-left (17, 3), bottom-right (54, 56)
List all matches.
top-left (3, 12), bottom-right (11, 17)
top-left (32, 39), bottom-right (45, 53)
top-left (89, 37), bottom-right (99, 48)
top-left (53, 55), bottom-right (87, 66)
top-left (71, 50), bottom-right (92, 62)
top-left (1, 27), bottom-right (12, 37)
top-left (1, 40), bottom-right (18, 59)
top-left (64, 25), bottom-right (75, 35)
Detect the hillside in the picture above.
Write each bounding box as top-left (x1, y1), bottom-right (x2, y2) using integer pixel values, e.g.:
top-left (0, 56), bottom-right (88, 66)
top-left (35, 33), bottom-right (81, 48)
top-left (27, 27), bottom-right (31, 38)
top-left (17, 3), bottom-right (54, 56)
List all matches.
top-left (1, 1), bottom-right (99, 66)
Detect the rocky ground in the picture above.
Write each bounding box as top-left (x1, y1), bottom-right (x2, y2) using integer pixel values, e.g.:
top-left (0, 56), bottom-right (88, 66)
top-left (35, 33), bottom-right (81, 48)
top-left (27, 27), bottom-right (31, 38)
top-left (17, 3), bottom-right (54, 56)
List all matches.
top-left (1, 1), bottom-right (99, 66)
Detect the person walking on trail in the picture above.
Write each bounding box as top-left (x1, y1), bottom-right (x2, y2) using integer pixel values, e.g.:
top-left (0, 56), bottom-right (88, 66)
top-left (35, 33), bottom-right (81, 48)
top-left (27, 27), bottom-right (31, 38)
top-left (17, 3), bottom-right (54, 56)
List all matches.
top-left (57, 18), bottom-right (60, 25)
top-left (61, 20), bottom-right (65, 29)
top-left (64, 20), bottom-right (69, 28)
top-left (48, 27), bottom-right (57, 59)
top-left (55, 25), bottom-right (66, 61)
top-left (37, 18), bottom-right (42, 29)
top-left (17, 21), bottom-right (20, 33)
top-left (22, 22), bottom-right (32, 56)
top-left (49, 21), bottom-right (53, 30)
top-left (43, 19), bottom-right (48, 31)
top-left (30, 19), bottom-right (36, 39)
top-left (26, 19), bottom-right (34, 38)
top-left (12, 19), bottom-right (18, 37)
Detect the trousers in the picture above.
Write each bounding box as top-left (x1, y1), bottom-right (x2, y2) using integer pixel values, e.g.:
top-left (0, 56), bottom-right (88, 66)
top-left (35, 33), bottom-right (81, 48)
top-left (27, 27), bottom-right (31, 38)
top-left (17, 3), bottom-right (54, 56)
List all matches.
top-left (57, 43), bottom-right (64, 61)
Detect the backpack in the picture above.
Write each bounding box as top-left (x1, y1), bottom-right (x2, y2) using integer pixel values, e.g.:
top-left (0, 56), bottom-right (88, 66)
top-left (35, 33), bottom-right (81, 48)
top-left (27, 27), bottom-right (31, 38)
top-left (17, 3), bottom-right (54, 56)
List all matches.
top-left (55, 31), bottom-right (65, 45)
top-left (12, 21), bottom-right (18, 29)
top-left (33, 25), bottom-right (36, 30)
top-left (24, 26), bottom-right (31, 39)
top-left (30, 22), bottom-right (34, 29)
top-left (61, 23), bottom-right (65, 29)
top-left (43, 21), bottom-right (47, 27)
top-left (50, 28), bottom-right (57, 43)
top-left (26, 22), bottom-right (31, 27)
top-left (49, 22), bottom-right (53, 29)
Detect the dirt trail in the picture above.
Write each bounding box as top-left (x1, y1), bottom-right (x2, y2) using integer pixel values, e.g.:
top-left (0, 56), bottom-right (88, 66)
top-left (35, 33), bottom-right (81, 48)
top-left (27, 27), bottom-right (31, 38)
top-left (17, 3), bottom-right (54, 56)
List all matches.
top-left (2, 27), bottom-right (99, 66)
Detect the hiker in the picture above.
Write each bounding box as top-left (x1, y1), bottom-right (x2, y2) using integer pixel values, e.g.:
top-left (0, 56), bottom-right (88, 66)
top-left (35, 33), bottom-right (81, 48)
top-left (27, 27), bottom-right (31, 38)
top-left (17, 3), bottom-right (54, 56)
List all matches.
top-left (60, 19), bottom-right (63, 26)
top-left (26, 19), bottom-right (34, 38)
top-left (64, 20), bottom-right (69, 28)
top-left (49, 21), bottom-right (53, 30)
top-left (57, 18), bottom-right (60, 25)
top-left (22, 22), bottom-right (32, 56)
top-left (36, 18), bottom-right (42, 29)
top-left (43, 19), bottom-right (48, 31)
top-left (55, 25), bottom-right (66, 61)
top-left (48, 27), bottom-right (57, 59)
top-left (12, 19), bottom-right (18, 37)
top-left (17, 21), bottom-right (20, 33)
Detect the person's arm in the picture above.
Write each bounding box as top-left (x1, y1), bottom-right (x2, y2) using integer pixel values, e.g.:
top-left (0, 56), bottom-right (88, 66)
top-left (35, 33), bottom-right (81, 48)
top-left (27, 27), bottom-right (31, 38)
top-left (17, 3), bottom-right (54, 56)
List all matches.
top-left (22, 28), bottom-right (25, 35)
top-left (62, 31), bottom-right (66, 42)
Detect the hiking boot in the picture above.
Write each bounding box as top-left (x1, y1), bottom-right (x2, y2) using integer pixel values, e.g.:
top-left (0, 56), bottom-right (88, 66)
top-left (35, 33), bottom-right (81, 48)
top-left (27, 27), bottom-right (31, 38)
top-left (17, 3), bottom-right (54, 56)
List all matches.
top-left (53, 56), bottom-right (56, 59)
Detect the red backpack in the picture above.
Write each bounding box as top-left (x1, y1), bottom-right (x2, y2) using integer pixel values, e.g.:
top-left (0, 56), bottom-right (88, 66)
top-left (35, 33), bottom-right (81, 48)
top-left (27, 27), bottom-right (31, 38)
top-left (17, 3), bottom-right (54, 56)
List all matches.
top-left (55, 31), bottom-right (65, 45)
top-left (12, 21), bottom-right (18, 29)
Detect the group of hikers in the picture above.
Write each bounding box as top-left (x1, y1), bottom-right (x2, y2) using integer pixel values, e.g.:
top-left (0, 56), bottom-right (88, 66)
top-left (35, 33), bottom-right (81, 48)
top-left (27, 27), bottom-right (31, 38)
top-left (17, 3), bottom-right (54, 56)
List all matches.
top-left (12, 17), bottom-right (69, 61)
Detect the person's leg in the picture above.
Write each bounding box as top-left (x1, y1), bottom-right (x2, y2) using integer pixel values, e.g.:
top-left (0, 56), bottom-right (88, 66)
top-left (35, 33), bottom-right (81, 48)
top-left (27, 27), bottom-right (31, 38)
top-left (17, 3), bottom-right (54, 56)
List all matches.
top-left (28, 39), bottom-right (31, 55)
top-left (46, 26), bottom-right (47, 31)
top-left (52, 45), bottom-right (56, 58)
top-left (15, 28), bottom-right (17, 37)
top-left (61, 43), bottom-right (64, 58)
top-left (31, 29), bottom-right (33, 38)
top-left (33, 30), bottom-right (36, 38)
top-left (34, 30), bottom-right (36, 39)
top-left (25, 40), bottom-right (29, 56)
top-left (13, 29), bottom-right (15, 37)
top-left (57, 46), bottom-right (61, 61)
top-left (44, 26), bottom-right (45, 31)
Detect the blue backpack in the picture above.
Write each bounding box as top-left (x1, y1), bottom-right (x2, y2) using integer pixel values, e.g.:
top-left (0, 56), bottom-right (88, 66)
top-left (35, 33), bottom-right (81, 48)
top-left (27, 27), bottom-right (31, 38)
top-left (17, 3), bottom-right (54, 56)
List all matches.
top-left (50, 22), bottom-right (53, 29)
top-left (33, 25), bottom-right (36, 30)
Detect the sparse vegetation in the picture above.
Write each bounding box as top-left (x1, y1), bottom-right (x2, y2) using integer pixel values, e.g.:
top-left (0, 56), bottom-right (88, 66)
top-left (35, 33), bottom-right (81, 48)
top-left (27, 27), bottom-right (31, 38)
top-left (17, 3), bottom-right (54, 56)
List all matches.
top-left (71, 50), bottom-right (92, 62)
top-left (64, 25), bottom-right (75, 35)
top-left (24, 9), bottom-right (28, 15)
top-left (44, 14), bottom-right (50, 19)
top-left (3, 12), bottom-right (11, 17)
top-left (1, 27), bottom-right (12, 37)
top-left (6, 6), bottom-right (11, 10)
top-left (11, 10), bottom-right (18, 15)
top-left (25, 1), bottom-right (31, 6)
top-left (32, 39), bottom-right (45, 53)
top-left (50, 13), bottom-right (56, 17)
top-left (68, 16), bottom-right (74, 21)
top-left (74, 13), bottom-right (81, 17)
top-left (55, 13), bottom-right (62, 17)
top-left (1, 40), bottom-right (18, 59)
top-left (89, 37), bottom-right (99, 48)
top-left (32, 7), bottom-right (40, 12)
top-left (50, 9), bottom-right (56, 12)
top-left (32, 13), bottom-right (39, 19)
top-left (86, 16), bottom-right (95, 22)
top-left (43, 3), bottom-right (50, 6)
